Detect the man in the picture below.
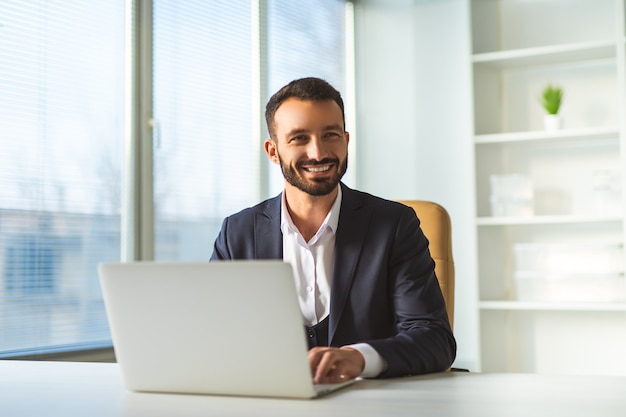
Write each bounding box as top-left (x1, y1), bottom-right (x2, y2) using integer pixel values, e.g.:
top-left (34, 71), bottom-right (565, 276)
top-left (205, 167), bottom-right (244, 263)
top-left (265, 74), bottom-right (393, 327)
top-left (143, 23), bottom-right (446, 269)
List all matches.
top-left (211, 77), bottom-right (456, 383)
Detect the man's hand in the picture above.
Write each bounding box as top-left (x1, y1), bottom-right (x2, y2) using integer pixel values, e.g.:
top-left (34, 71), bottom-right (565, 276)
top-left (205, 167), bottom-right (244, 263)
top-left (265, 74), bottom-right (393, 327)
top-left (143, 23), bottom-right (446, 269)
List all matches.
top-left (308, 346), bottom-right (365, 384)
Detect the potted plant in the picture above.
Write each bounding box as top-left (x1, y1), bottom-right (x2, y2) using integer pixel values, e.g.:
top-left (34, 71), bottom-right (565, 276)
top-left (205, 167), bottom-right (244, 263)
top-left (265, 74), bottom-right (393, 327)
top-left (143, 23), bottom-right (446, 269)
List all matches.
top-left (541, 84), bottom-right (563, 131)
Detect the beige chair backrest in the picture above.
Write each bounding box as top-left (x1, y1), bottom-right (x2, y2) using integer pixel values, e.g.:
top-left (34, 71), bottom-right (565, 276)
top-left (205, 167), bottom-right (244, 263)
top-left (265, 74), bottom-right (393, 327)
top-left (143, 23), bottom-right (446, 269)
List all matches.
top-left (398, 200), bottom-right (455, 329)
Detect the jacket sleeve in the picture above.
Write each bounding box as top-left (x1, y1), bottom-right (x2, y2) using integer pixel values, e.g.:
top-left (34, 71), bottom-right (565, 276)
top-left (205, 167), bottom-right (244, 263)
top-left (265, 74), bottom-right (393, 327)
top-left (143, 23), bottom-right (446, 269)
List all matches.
top-left (366, 206), bottom-right (457, 377)
top-left (210, 217), bottom-right (231, 260)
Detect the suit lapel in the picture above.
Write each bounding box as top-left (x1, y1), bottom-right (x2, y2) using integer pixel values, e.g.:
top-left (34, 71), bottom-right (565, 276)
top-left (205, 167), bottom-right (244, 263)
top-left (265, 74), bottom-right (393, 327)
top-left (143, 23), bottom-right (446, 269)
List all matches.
top-left (254, 195), bottom-right (283, 259)
top-left (329, 184), bottom-right (371, 344)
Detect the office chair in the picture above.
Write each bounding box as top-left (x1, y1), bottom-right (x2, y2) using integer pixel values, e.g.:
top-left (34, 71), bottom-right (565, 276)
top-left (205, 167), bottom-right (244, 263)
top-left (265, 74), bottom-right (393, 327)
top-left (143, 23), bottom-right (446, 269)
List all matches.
top-left (399, 200), bottom-right (467, 372)
top-left (397, 200), bottom-right (455, 330)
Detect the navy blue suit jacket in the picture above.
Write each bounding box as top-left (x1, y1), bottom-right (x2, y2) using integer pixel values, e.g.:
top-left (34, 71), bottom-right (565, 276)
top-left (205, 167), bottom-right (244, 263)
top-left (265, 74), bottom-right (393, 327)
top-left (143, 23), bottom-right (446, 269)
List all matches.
top-left (210, 183), bottom-right (456, 377)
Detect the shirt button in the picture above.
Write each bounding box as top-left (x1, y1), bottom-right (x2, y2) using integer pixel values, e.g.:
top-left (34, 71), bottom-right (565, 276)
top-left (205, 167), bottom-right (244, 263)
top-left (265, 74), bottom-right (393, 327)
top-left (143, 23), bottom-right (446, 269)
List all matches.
top-left (306, 286), bottom-right (313, 292)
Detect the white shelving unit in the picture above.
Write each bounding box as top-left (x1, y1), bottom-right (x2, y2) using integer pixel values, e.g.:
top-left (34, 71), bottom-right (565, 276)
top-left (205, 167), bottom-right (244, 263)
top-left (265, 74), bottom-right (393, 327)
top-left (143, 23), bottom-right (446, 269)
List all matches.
top-left (470, 0), bottom-right (626, 375)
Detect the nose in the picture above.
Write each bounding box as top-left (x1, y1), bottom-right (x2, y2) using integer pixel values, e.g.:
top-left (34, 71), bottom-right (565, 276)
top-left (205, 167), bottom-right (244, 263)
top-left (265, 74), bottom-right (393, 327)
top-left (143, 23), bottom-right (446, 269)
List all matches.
top-left (306, 136), bottom-right (326, 161)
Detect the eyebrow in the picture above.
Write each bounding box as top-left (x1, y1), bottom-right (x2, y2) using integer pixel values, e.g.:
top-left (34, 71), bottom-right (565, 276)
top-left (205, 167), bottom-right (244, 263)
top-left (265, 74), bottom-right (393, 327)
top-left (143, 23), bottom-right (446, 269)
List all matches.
top-left (285, 128), bottom-right (309, 137)
top-left (322, 124), bottom-right (344, 132)
top-left (286, 124), bottom-right (344, 137)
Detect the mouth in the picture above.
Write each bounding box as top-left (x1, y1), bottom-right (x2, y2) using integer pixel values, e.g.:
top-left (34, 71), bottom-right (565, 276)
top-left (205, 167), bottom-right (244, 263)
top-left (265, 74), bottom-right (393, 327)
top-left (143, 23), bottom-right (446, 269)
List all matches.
top-left (303, 164), bottom-right (332, 173)
top-left (298, 159), bottom-right (338, 175)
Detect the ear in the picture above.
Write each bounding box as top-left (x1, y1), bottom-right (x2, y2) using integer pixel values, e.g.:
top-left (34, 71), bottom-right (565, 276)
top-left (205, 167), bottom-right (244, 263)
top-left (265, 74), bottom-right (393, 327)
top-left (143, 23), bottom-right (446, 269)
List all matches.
top-left (344, 131), bottom-right (350, 146)
top-left (264, 138), bottom-right (280, 165)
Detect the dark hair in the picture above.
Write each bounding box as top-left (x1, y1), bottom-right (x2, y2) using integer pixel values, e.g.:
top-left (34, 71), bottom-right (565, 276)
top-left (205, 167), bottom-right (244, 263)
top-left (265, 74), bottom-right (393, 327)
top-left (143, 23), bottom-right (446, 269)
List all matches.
top-left (265, 77), bottom-right (345, 138)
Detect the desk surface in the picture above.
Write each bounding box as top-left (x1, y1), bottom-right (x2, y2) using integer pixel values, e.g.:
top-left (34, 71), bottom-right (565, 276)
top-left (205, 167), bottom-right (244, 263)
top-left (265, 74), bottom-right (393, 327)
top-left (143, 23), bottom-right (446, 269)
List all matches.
top-left (1, 360), bottom-right (625, 417)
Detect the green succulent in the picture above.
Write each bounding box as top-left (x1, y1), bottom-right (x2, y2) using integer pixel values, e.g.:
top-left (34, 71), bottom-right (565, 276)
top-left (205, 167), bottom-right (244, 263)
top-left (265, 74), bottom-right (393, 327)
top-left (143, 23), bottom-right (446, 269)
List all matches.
top-left (541, 84), bottom-right (563, 115)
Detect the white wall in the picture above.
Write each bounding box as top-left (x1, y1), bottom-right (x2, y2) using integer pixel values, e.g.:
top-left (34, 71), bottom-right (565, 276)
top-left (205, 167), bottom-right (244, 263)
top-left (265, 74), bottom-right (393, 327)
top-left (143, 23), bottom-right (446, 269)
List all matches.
top-left (353, 0), bottom-right (479, 371)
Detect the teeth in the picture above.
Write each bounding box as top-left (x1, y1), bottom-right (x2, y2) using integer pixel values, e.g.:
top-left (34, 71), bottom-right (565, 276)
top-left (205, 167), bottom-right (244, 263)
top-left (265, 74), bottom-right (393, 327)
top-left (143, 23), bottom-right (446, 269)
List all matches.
top-left (306, 165), bottom-right (331, 172)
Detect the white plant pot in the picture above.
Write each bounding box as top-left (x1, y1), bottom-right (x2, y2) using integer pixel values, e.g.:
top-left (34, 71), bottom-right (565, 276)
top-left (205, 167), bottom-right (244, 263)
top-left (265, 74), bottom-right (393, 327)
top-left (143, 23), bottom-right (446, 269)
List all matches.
top-left (544, 114), bottom-right (561, 131)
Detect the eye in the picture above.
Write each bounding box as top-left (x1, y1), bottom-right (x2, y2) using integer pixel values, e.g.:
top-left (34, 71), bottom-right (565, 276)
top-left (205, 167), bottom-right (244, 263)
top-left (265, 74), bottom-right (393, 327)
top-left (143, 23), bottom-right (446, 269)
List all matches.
top-left (289, 135), bottom-right (308, 143)
top-left (324, 131), bottom-right (342, 140)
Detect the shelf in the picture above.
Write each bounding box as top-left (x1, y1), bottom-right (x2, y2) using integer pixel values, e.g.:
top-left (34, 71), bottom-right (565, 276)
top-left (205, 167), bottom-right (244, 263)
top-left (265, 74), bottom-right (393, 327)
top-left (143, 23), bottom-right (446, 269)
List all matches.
top-left (472, 40), bottom-right (616, 69)
top-left (474, 127), bottom-right (620, 145)
top-left (479, 300), bottom-right (626, 312)
top-left (477, 215), bottom-right (623, 226)
top-left (470, 0), bottom-right (626, 376)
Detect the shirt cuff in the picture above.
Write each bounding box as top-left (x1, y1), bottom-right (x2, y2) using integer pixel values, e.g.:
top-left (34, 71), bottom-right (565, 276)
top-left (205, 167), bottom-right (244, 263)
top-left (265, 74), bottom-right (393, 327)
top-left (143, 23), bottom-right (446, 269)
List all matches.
top-left (347, 343), bottom-right (387, 378)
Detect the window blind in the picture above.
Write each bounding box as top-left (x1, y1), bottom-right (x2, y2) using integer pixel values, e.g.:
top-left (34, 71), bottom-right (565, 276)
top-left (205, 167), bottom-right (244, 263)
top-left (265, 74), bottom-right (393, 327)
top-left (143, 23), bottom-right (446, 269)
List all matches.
top-left (0, 0), bottom-right (125, 355)
top-left (152, 0), bottom-right (256, 261)
top-left (152, 0), bottom-right (349, 259)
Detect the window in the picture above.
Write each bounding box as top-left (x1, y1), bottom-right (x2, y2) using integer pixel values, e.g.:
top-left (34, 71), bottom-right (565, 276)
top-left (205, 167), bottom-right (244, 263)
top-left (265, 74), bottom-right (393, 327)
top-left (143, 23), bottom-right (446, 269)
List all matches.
top-left (152, 0), bottom-right (255, 260)
top-left (0, 0), bottom-right (350, 357)
top-left (153, 0), bottom-right (350, 259)
top-left (0, 0), bottom-right (125, 354)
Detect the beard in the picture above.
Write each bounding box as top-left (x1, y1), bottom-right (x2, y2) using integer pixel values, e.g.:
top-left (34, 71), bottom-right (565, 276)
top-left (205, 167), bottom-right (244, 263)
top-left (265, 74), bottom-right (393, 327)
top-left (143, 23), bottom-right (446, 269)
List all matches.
top-left (277, 152), bottom-right (348, 197)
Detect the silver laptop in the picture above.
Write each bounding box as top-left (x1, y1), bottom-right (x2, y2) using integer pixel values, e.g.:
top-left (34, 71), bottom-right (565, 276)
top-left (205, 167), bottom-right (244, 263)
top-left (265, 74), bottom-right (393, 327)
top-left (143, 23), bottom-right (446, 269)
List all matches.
top-left (98, 261), bottom-right (355, 399)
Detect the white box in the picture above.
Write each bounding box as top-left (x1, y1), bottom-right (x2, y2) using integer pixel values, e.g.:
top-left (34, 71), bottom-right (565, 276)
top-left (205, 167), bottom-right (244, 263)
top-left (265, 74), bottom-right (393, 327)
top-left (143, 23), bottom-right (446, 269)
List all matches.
top-left (513, 242), bottom-right (625, 303)
top-left (515, 271), bottom-right (626, 303)
top-left (513, 242), bottom-right (624, 275)
top-left (489, 174), bottom-right (534, 217)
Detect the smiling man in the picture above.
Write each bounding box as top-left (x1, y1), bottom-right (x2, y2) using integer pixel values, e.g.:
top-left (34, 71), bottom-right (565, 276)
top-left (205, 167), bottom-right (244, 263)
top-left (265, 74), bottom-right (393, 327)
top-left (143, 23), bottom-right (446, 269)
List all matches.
top-left (211, 77), bottom-right (456, 383)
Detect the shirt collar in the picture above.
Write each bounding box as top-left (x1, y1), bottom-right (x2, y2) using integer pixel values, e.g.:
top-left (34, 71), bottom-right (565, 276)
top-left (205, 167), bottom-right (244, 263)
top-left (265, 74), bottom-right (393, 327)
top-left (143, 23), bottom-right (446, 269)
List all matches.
top-left (280, 185), bottom-right (343, 236)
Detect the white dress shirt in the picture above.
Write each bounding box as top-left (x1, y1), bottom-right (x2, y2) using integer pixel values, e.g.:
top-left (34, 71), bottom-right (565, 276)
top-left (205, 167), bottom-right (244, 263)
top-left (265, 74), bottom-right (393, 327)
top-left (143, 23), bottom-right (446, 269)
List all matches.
top-left (280, 187), bottom-right (385, 378)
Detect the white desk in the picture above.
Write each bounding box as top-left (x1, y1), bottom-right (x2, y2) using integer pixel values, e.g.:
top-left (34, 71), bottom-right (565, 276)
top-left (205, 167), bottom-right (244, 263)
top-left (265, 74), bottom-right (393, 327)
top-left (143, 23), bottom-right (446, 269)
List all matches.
top-left (1, 360), bottom-right (625, 417)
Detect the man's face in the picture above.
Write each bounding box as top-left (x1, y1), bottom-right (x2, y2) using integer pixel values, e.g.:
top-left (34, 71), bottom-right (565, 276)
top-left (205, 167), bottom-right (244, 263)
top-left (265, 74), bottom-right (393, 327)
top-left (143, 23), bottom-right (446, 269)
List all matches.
top-left (266, 98), bottom-right (349, 197)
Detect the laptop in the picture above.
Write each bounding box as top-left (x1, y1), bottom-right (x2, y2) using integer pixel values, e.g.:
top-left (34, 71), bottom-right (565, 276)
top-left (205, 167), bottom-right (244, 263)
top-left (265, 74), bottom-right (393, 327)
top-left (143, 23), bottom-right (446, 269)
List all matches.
top-left (98, 261), bottom-right (355, 399)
